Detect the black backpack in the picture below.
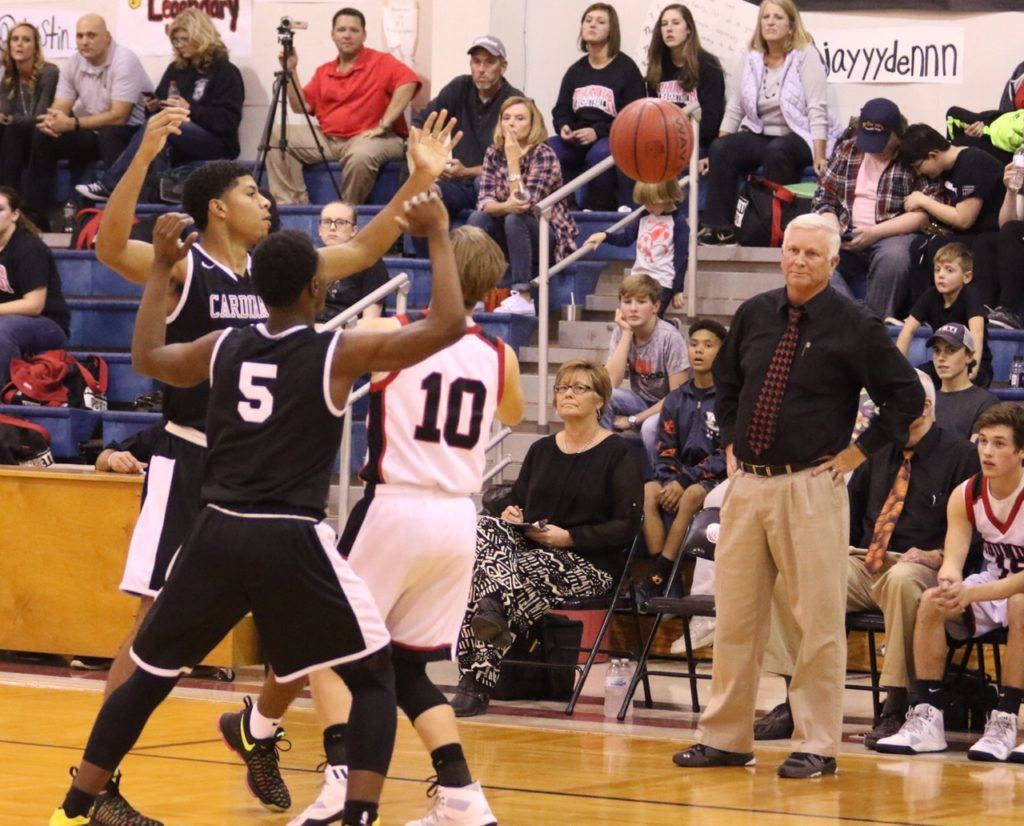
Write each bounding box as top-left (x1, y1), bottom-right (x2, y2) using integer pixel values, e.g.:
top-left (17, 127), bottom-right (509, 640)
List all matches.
top-left (0, 412), bottom-right (54, 467)
top-left (492, 614), bottom-right (584, 701)
top-left (944, 667), bottom-right (999, 732)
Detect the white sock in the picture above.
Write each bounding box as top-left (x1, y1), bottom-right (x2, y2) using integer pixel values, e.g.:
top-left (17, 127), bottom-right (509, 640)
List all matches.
top-left (248, 703), bottom-right (280, 740)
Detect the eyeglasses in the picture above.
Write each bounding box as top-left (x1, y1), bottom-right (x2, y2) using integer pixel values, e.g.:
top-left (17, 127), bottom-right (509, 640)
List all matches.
top-left (170, 35), bottom-right (191, 46)
top-left (553, 384), bottom-right (593, 395)
top-left (320, 217), bottom-right (357, 230)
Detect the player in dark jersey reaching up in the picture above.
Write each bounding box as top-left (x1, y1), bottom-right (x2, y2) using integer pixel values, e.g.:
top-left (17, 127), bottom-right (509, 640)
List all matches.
top-left (81, 107), bottom-right (460, 823)
top-left (50, 191), bottom-right (466, 826)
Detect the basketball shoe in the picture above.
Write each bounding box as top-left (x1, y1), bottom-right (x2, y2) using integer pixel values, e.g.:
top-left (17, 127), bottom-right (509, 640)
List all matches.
top-left (219, 696), bottom-right (292, 811)
top-left (48, 809), bottom-right (88, 826)
top-left (968, 710), bottom-right (1019, 762)
top-left (287, 764), bottom-right (369, 826)
top-left (406, 780), bottom-right (497, 826)
top-left (875, 703), bottom-right (947, 754)
top-left (51, 770), bottom-right (163, 826)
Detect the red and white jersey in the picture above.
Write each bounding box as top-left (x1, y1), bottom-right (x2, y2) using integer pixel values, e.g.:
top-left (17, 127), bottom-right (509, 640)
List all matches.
top-left (360, 318), bottom-right (505, 496)
top-left (964, 473), bottom-right (1024, 579)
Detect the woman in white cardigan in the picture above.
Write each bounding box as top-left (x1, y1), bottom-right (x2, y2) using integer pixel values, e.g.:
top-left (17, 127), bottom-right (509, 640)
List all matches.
top-left (698, 0), bottom-right (839, 245)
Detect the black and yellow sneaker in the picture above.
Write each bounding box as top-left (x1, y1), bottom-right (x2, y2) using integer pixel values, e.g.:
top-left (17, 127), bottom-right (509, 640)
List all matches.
top-left (90, 771), bottom-right (164, 826)
top-left (219, 696), bottom-right (292, 811)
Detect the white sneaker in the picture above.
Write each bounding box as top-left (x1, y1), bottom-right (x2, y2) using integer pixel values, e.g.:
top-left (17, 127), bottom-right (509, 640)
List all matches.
top-left (405, 781), bottom-right (497, 826)
top-left (287, 764), bottom-right (347, 826)
top-left (496, 291), bottom-right (535, 317)
top-left (968, 710), bottom-right (1019, 762)
top-left (875, 704), bottom-right (947, 755)
top-left (670, 618), bottom-right (715, 654)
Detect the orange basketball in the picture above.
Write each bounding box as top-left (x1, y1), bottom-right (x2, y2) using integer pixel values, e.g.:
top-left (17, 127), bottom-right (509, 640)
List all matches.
top-left (609, 98), bottom-right (694, 184)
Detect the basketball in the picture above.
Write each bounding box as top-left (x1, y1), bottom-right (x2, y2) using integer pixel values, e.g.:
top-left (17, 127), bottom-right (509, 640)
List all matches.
top-left (609, 98), bottom-right (694, 184)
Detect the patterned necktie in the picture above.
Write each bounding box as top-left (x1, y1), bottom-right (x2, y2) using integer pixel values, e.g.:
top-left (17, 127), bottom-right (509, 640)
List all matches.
top-left (864, 449), bottom-right (914, 574)
top-left (746, 305), bottom-right (804, 456)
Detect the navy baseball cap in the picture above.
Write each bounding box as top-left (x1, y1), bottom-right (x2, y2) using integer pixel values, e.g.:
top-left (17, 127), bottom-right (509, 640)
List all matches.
top-left (857, 98), bottom-right (901, 154)
top-left (927, 322), bottom-right (976, 354)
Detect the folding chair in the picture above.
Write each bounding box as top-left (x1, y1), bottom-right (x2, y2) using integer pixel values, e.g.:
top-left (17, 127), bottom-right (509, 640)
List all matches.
top-left (945, 626), bottom-right (1007, 689)
top-left (845, 610), bottom-right (886, 724)
top-left (497, 528), bottom-right (652, 716)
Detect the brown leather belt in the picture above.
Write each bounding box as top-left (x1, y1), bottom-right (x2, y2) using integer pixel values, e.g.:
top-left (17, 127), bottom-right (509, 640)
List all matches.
top-left (739, 458), bottom-right (827, 477)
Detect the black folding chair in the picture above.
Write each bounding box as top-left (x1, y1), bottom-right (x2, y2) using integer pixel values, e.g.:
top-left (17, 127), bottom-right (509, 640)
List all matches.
top-left (845, 610), bottom-right (886, 724)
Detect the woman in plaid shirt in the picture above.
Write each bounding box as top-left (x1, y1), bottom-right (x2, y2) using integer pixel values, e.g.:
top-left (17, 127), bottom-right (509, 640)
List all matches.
top-left (467, 96), bottom-right (577, 314)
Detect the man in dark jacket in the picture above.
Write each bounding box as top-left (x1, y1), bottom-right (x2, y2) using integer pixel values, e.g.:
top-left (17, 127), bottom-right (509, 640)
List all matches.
top-left (637, 318), bottom-right (727, 604)
top-left (412, 35), bottom-right (523, 217)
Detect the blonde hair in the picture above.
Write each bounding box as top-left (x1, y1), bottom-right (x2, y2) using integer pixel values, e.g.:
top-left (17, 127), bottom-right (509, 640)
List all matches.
top-left (2, 23), bottom-right (46, 97)
top-left (934, 242), bottom-right (973, 273)
top-left (633, 178), bottom-right (684, 206)
top-left (452, 226), bottom-right (507, 309)
top-left (555, 359), bottom-right (612, 418)
top-left (492, 96), bottom-right (549, 150)
top-left (169, 9), bottom-right (228, 72)
top-left (618, 273), bottom-right (662, 304)
top-left (749, 0), bottom-right (814, 54)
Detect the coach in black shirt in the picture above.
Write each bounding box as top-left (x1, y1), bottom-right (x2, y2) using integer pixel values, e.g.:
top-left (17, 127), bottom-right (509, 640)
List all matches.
top-left (761, 369), bottom-right (978, 748)
top-left (412, 35), bottom-right (523, 217)
top-left (674, 213), bottom-right (923, 779)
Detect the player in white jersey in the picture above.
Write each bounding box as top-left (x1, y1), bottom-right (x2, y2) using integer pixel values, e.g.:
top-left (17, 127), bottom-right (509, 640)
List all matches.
top-left (273, 225), bottom-right (523, 826)
top-left (878, 402), bottom-right (1024, 762)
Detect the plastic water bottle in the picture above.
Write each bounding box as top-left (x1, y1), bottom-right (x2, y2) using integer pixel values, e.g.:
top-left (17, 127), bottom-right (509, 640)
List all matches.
top-left (1012, 355), bottom-right (1024, 389)
top-left (62, 200), bottom-right (76, 233)
top-left (167, 81), bottom-right (180, 101)
top-left (603, 659), bottom-right (631, 719)
top-left (1012, 147), bottom-right (1024, 192)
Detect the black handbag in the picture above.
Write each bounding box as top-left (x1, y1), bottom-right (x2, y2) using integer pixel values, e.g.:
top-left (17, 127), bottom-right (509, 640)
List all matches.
top-left (733, 175), bottom-right (812, 247)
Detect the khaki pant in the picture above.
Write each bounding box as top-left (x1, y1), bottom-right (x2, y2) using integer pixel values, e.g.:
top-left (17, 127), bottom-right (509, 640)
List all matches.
top-left (765, 548), bottom-right (937, 689)
top-left (264, 121), bottom-right (406, 205)
top-left (697, 467), bottom-right (849, 757)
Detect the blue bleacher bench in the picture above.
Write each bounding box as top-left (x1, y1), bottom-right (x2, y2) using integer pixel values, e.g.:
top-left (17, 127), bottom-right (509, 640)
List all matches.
top-left (100, 410), bottom-right (163, 445)
top-left (889, 325), bottom-right (1024, 383)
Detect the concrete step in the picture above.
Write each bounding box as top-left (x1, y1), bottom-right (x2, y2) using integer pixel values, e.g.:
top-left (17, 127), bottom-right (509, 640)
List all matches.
top-left (557, 319), bottom-right (617, 348)
top-left (519, 343), bottom-right (607, 365)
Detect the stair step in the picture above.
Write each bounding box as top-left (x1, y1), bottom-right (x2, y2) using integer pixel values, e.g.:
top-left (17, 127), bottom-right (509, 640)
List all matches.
top-left (519, 344), bottom-right (607, 364)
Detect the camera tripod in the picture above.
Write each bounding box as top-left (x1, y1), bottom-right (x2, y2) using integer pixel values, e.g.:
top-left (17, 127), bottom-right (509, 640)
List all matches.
top-left (254, 19), bottom-right (341, 200)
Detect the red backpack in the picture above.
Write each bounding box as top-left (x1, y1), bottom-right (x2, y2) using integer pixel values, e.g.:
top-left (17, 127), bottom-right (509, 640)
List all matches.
top-left (2, 350), bottom-right (108, 409)
top-left (0, 412), bottom-right (53, 466)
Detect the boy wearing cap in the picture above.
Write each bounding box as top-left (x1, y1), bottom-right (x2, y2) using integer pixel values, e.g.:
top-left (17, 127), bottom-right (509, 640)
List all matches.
top-left (896, 242), bottom-right (993, 387)
top-left (927, 323), bottom-right (999, 439)
top-left (412, 36), bottom-right (523, 217)
top-left (813, 98), bottom-right (939, 322)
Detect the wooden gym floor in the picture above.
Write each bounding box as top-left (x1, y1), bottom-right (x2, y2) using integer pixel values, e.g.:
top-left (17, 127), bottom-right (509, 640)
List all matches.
top-left (4, 659), bottom-right (1023, 825)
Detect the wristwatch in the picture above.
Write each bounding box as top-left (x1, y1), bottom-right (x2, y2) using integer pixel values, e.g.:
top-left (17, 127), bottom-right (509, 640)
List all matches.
top-left (627, 415), bottom-right (639, 429)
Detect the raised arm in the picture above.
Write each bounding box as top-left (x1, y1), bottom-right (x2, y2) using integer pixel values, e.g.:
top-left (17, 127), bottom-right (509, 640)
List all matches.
top-left (497, 344), bottom-right (525, 426)
top-left (329, 191), bottom-right (464, 402)
top-left (318, 110), bottom-right (462, 282)
top-left (131, 212), bottom-right (218, 386)
top-left (95, 108), bottom-right (191, 284)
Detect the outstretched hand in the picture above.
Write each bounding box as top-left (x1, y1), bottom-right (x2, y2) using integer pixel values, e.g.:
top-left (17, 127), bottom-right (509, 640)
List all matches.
top-left (394, 188), bottom-right (449, 237)
top-left (140, 108), bottom-right (190, 163)
top-left (152, 212), bottom-right (197, 267)
top-left (407, 109), bottom-right (463, 181)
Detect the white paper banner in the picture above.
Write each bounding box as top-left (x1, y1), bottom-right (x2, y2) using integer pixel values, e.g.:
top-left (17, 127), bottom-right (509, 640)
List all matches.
top-left (637, 0), bottom-right (757, 84)
top-left (382, 0), bottom-right (417, 68)
top-left (1, 9), bottom-right (80, 60)
top-left (116, 0), bottom-right (253, 58)
top-left (819, 27), bottom-right (964, 84)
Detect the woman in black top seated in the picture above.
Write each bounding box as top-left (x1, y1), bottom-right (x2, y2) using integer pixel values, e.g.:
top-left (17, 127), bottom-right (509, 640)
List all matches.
top-left (452, 358), bottom-right (644, 717)
top-left (77, 8), bottom-right (244, 201)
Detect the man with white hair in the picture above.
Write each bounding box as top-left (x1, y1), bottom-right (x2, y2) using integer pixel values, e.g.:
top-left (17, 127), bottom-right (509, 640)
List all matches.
top-left (673, 213), bottom-right (924, 778)
top-left (759, 368), bottom-right (979, 749)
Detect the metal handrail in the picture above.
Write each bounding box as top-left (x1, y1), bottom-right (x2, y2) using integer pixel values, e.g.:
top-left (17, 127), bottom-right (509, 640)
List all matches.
top-left (534, 102), bottom-right (702, 432)
top-left (322, 272), bottom-right (411, 332)
top-left (333, 272), bottom-right (415, 531)
top-left (482, 456), bottom-right (512, 485)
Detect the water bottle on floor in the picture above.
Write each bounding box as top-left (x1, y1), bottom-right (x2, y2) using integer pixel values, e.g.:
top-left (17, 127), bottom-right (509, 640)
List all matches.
top-left (603, 659), bottom-right (629, 719)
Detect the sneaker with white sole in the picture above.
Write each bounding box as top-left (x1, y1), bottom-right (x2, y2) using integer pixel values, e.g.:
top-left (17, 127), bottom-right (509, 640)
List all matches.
top-left (405, 781), bottom-right (497, 826)
top-left (670, 617), bottom-right (715, 654)
top-left (968, 710), bottom-right (1019, 762)
top-left (496, 291), bottom-right (535, 317)
top-left (875, 703), bottom-right (947, 754)
top-left (287, 764), bottom-right (348, 826)
top-left (75, 181), bottom-right (111, 202)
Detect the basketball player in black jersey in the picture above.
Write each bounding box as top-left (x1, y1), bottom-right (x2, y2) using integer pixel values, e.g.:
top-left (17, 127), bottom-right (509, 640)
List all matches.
top-left (50, 192), bottom-right (466, 826)
top-left (83, 107), bottom-right (460, 821)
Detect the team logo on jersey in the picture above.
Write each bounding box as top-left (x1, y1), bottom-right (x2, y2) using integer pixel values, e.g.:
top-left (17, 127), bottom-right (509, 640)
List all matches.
top-left (572, 85), bottom-right (617, 116)
top-left (210, 293), bottom-right (269, 320)
top-left (658, 81), bottom-right (697, 105)
top-left (704, 410), bottom-right (719, 439)
top-left (706, 522), bottom-right (720, 544)
top-left (0, 265), bottom-right (12, 294)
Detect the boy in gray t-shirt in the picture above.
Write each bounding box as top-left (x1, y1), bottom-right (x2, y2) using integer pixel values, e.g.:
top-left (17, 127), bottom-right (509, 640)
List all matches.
top-left (603, 274), bottom-right (690, 466)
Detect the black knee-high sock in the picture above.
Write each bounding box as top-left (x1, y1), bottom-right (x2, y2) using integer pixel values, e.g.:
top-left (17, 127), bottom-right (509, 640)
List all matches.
top-left (432, 743), bottom-right (472, 787)
top-left (324, 724), bottom-right (348, 767)
top-left (997, 686), bottom-right (1024, 715)
top-left (82, 669), bottom-right (178, 771)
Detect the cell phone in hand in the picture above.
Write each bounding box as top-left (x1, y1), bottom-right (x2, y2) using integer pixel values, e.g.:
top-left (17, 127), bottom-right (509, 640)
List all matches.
top-left (840, 229), bottom-right (854, 242)
top-left (503, 518), bottom-right (548, 531)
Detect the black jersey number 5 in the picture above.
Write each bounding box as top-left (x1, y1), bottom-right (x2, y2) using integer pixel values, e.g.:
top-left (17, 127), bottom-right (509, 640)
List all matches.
top-left (238, 362), bottom-right (278, 423)
top-left (413, 372), bottom-right (486, 449)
